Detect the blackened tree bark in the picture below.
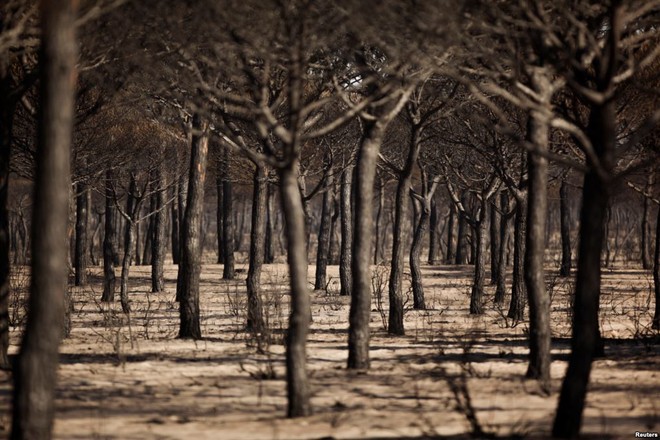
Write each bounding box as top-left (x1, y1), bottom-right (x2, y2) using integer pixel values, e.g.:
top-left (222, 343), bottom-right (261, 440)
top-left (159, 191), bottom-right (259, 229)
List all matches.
top-left (102, 170), bottom-right (117, 302)
top-left (177, 113), bottom-right (209, 339)
top-left (314, 168), bottom-right (334, 290)
top-left (235, 193), bottom-right (248, 252)
top-left (246, 163), bottom-right (266, 332)
top-left (409, 175), bottom-right (441, 310)
top-left (151, 168), bottom-right (166, 293)
top-left (349, 121), bottom-right (386, 367)
top-left (90, 208), bottom-right (101, 266)
top-left (171, 182), bottom-right (180, 264)
top-left (142, 191), bottom-right (155, 265)
top-left (216, 170), bottom-right (224, 264)
top-left (653, 204), bottom-right (660, 329)
top-left (388, 123), bottom-right (422, 335)
top-left (12, 0), bottom-right (77, 436)
top-left (348, 72), bottom-right (413, 367)
top-left (445, 203), bottom-right (456, 263)
top-left (489, 193), bottom-right (501, 284)
top-left (120, 175), bottom-right (140, 314)
top-left (134, 215), bottom-right (142, 266)
top-left (455, 193), bottom-right (469, 264)
top-left (559, 178), bottom-right (572, 277)
top-left (641, 174), bottom-right (653, 270)
top-left (471, 207), bottom-right (488, 314)
top-left (428, 196), bottom-right (439, 265)
top-left (174, 174), bottom-right (188, 266)
top-left (523, 79), bottom-right (553, 393)
top-left (264, 182), bottom-right (276, 264)
top-left (74, 182), bottom-right (89, 286)
top-left (553, 30), bottom-right (618, 439)
top-left (502, 152), bottom-right (528, 322)
top-left (374, 177), bottom-right (384, 265)
top-left (494, 192), bottom-right (510, 305)
top-left (553, 108), bottom-right (611, 437)
top-left (221, 146), bottom-right (235, 279)
top-left (279, 159), bottom-right (312, 417)
top-left (0, 68), bottom-right (14, 370)
top-left (328, 193), bottom-right (340, 265)
top-left (339, 166), bottom-right (353, 297)
top-left (507, 197), bottom-right (527, 321)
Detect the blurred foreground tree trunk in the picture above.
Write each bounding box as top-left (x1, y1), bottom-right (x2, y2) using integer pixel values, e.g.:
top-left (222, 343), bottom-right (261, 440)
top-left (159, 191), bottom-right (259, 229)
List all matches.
top-left (653, 204), bottom-right (659, 329)
top-left (0, 63), bottom-right (14, 370)
top-left (12, 0), bottom-right (77, 437)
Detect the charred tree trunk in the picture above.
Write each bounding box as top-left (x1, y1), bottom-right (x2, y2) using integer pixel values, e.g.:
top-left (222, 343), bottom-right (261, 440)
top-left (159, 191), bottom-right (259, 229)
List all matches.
top-left (89, 210), bottom-right (101, 266)
top-left (388, 124), bottom-right (421, 335)
top-left (470, 205), bottom-right (488, 314)
top-left (246, 164), bottom-right (266, 333)
top-left (314, 170), bottom-right (334, 290)
top-left (339, 166), bottom-right (353, 297)
top-left (507, 197), bottom-right (527, 321)
top-left (120, 220), bottom-right (136, 313)
top-left (446, 203), bottom-right (456, 264)
top-left (328, 193), bottom-right (340, 265)
top-left (279, 160), bottom-right (312, 417)
top-left (102, 171), bottom-right (117, 302)
top-left (0, 70), bottom-right (13, 370)
top-left (388, 177), bottom-right (409, 335)
top-left (74, 182), bottom-right (89, 286)
top-left (489, 194), bottom-right (501, 284)
top-left (142, 190), bottom-right (155, 265)
top-left (559, 179), bottom-right (572, 277)
top-left (12, 1), bottom-right (76, 436)
top-left (236, 198), bottom-right (249, 252)
top-left (265, 183), bottom-right (276, 264)
top-left (428, 196), bottom-right (439, 265)
top-left (171, 183), bottom-right (181, 264)
top-left (455, 195), bottom-right (468, 264)
top-left (120, 176), bottom-right (138, 314)
top-left (177, 114), bottom-right (209, 339)
top-left (642, 175), bottom-right (653, 270)
top-left (221, 147), bottom-right (235, 279)
top-left (374, 178), bottom-right (384, 265)
top-left (552, 75), bottom-right (616, 440)
top-left (524, 98), bottom-right (552, 393)
top-left (553, 148), bottom-right (609, 438)
top-left (134, 214), bottom-right (142, 266)
top-left (216, 171), bottom-right (224, 264)
top-left (494, 192), bottom-right (510, 305)
top-left (151, 169), bottom-right (166, 293)
top-left (348, 121), bottom-right (387, 369)
top-left (410, 195), bottom-right (428, 309)
top-left (652, 204), bottom-right (659, 330)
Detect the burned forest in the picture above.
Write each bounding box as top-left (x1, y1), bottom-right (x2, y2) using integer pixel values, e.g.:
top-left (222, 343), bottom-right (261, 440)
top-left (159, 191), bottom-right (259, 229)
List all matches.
top-left (1, 0), bottom-right (659, 439)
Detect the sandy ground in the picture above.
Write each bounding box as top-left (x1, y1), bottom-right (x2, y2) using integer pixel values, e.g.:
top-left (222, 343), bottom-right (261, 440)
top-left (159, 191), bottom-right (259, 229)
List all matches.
top-left (0, 263), bottom-right (658, 439)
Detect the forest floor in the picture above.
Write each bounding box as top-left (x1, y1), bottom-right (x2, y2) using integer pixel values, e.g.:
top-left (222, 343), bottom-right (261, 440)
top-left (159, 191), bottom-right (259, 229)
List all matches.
top-left (1, 263), bottom-right (658, 439)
